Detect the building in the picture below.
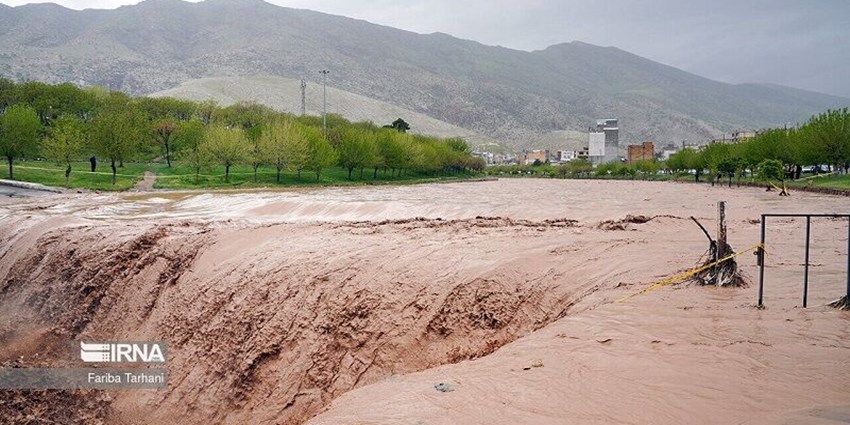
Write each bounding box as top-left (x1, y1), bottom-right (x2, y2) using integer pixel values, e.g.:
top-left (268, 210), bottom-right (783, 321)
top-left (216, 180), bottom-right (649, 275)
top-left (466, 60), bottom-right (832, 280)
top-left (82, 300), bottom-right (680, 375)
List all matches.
top-left (517, 149), bottom-right (549, 165)
top-left (627, 142), bottom-right (655, 163)
top-left (712, 130), bottom-right (759, 144)
top-left (555, 150), bottom-right (577, 162)
top-left (659, 143), bottom-right (679, 161)
top-left (588, 119), bottom-right (620, 164)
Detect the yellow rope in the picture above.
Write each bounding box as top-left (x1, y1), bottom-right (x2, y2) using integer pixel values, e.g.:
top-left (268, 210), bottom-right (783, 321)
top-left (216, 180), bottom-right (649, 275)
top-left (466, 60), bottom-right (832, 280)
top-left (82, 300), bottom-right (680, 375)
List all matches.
top-left (616, 243), bottom-right (765, 303)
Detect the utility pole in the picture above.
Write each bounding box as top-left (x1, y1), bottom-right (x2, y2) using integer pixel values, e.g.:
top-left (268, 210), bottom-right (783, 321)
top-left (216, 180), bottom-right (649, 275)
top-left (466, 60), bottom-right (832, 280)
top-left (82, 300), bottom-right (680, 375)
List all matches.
top-left (300, 78), bottom-right (307, 116)
top-left (319, 69), bottom-right (330, 136)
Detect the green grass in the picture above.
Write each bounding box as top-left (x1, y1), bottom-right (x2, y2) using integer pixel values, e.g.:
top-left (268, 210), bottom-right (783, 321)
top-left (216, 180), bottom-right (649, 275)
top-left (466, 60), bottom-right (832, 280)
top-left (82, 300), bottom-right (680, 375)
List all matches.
top-left (3, 160), bottom-right (475, 191)
top-left (153, 163), bottom-right (469, 189)
top-left (788, 173), bottom-right (850, 190)
top-left (5, 160), bottom-right (145, 191)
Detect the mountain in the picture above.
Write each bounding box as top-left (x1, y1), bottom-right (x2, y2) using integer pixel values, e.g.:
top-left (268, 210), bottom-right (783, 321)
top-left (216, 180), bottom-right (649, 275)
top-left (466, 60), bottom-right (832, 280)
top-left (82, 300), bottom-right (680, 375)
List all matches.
top-left (1, 0), bottom-right (847, 148)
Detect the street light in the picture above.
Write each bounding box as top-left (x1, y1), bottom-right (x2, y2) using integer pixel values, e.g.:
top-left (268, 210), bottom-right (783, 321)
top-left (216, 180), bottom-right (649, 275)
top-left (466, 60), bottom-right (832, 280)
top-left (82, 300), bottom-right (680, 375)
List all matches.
top-left (319, 69), bottom-right (330, 135)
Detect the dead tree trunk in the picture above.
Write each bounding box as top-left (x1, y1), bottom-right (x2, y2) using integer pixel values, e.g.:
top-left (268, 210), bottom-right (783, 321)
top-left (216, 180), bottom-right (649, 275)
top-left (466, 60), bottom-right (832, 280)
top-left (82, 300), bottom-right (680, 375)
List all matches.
top-left (828, 296), bottom-right (850, 310)
top-left (691, 201), bottom-right (746, 287)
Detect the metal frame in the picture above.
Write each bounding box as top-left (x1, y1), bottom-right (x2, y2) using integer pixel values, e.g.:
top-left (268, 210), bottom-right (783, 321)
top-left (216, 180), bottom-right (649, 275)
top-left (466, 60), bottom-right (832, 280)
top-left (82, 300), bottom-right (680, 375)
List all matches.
top-left (757, 213), bottom-right (850, 307)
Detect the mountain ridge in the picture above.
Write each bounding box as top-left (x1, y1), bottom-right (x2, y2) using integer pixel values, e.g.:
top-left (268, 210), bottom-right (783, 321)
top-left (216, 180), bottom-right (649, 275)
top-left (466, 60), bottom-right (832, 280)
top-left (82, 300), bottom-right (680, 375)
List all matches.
top-left (0, 0), bottom-right (846, 148)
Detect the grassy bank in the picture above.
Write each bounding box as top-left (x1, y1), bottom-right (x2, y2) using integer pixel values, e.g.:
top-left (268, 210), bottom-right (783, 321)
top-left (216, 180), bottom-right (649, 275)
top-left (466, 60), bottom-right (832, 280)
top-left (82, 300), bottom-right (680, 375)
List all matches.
top-left (486, 165), bottom-right (850, 194)
top-left (3, 160), bottom-right (478, 191)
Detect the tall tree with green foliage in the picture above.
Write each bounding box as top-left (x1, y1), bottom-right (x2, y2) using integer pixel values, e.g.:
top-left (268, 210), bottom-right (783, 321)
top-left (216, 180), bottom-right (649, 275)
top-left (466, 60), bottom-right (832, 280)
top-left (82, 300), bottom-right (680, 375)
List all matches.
top-left (805, 108), bottom-right (850, 171)
top-left (41, 117), bottom-right (86, 187)
top-left (178, 119), bottom-right (207, 184)
top-left (376, 129), bottom-right (404, 177)
top-left (338, 128), bottom-right (377, 179)
top-left (91, 97), bottom-right (146, 184)
top-left (0, 104), bottom-right (41, 180)
top-left (203, 125), bottom-right (248, 183)
top-left (305, 131), bottom-right (336, 181)
top-left (287, 123), bottom-right (312, 179)
top-left (261, 118), bottom-right (295, 183)
top-left (152, 118), bottom-right (178, 167)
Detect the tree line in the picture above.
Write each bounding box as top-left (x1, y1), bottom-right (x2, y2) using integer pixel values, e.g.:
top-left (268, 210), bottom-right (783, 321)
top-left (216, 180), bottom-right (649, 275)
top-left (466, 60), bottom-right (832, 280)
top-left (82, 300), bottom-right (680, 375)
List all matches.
top-left (0, 80), bottom-right (484, 186)
top-left (666, 108), bottom-right (850, 185)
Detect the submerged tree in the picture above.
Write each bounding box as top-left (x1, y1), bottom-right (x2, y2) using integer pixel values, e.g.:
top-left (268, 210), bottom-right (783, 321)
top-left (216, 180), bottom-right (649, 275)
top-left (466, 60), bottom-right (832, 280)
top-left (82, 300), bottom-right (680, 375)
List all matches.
top-left (758, 159), bottom-right (789, 196)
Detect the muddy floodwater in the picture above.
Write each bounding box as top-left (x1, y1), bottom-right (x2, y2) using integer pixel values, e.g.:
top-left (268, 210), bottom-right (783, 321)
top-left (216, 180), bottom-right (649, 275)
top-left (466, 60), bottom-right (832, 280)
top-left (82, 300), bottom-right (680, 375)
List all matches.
top-left (1, 179), bottom-right (849, 424)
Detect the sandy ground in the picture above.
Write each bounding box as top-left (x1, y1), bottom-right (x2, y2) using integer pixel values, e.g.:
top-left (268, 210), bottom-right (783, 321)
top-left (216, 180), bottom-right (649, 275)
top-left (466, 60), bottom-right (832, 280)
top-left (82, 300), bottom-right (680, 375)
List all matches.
top-left (0, 179), bottom-right (848, 424)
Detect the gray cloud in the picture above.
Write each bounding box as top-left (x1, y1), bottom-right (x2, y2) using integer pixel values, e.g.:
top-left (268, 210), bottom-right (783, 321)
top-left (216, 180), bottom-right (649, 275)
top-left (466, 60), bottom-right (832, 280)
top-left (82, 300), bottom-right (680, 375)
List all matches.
top-left (3, 0), bottom-right (848, 97)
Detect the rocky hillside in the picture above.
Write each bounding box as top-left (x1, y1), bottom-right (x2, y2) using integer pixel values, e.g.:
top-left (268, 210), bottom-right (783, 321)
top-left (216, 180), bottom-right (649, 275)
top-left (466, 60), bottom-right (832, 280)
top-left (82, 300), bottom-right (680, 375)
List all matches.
top-left (1, 0), bottom-right (847, 147)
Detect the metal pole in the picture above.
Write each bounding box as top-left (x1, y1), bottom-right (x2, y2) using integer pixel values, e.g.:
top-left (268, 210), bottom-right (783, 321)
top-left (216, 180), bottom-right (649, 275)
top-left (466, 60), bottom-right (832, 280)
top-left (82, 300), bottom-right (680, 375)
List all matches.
top-left (319, 69), bottom-right (329, 135)
top-left (803, 216), bottom-right (811, 308)
top-left (758, 215), bottom-right (766, 307)
top-left (846, 217), bottom-right (850, 300)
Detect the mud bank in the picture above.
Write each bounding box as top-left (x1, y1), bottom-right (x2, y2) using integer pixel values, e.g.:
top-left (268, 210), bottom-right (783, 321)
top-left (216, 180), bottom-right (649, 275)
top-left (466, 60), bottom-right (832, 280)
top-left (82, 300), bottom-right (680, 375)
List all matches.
top-left (1, 179), bottom-right (849, 424)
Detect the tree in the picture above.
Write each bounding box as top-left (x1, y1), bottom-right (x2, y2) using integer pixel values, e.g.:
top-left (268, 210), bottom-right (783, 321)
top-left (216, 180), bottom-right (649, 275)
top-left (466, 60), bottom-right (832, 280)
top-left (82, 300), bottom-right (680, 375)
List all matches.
top-left (805, 108), bottom-right (850, 172)
top-left (42, 117), bottom-right (86, 187)
top-left (152, 118), bottom-right (178, 167)
top-left (203, 125), bottom-right (248, 183)
top-left (0, 104), bottom-right (40, 179)
top-left (248, 128), bottom-right (264, 182)
top-left (260, 118), bottom-right (295, 183)
top-left (91, 98), bottom-right (146, 184)
top-left (287, 123), bottom-right (312, 179)
top-left (376, 129), bottom-right (404, 177)
top-left (305, 131), bottom-right (336, 181)
top-left (445, 137), bottom-right (469, 153)
top-left (758, 158), bottom-right (789, 195)
top-left (197, 99), bottom-right (218, 126)
top-left (337, 128), bottom-right (377, 180)
top-left (384, 118), bottom-right (410, 132)
top-left (177, 119), bottom-right (207, 184)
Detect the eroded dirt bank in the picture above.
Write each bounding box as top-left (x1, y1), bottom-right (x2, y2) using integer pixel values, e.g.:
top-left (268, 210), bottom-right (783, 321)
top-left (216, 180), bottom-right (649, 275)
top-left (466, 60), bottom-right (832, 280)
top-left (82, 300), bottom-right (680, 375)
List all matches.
top-left (1, 179), bottom-right (849, 424)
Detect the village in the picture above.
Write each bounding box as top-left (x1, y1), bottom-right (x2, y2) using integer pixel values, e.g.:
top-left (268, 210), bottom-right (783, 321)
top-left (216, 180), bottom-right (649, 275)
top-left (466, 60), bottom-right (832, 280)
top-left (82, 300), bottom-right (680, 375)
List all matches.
top-left (473, 118), bottom-right (760, 166)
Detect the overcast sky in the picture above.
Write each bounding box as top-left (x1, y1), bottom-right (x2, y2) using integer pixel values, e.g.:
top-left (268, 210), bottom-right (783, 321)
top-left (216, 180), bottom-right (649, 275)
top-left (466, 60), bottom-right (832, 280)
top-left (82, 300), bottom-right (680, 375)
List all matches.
top-left (3, 0), bottom-right (849, 97)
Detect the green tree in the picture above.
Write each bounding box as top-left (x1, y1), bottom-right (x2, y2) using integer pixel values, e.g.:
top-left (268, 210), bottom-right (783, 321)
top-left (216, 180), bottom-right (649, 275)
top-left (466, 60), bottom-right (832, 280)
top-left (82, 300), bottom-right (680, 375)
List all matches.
top-left (376, 129), bottom-right (404, 177)
top-left (91, 98), bottom-right (146, 184)
top-left (805, 108), bottom-right (850, 171)
top-left (337, 128), bottom-right (377, 180)
top-left (287, 123), bottom-right (312, 179)
top-left (178, 119), bottom-right (207, 184)
top-left (758, 159), bottom-right (784, 181)
top-left (203, 125), bottom-right (248, 183)
top-left (152, 118), bottom-right (178, 167)
top-left (384, 117), bottom-right (410, 132)
top-left (305, 131), bottom-right (336, 181)
top-left (41, 117), bottom-right (87, 187)
top-left (261, 118), bottom-right (296, 183)
top-left (0, 104), bottom-right (41, 179)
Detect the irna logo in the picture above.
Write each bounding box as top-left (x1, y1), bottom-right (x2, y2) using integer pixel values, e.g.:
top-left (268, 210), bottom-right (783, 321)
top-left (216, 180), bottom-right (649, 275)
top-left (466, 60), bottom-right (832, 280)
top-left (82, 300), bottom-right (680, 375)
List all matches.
top-left (80, 342), bottom-right (166, 363)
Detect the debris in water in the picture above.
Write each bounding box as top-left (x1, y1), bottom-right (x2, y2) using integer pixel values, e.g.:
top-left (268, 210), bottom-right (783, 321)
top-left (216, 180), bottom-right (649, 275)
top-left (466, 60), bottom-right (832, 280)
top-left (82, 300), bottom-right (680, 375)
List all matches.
top-left (434, 382), bottom-right (455, 393)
